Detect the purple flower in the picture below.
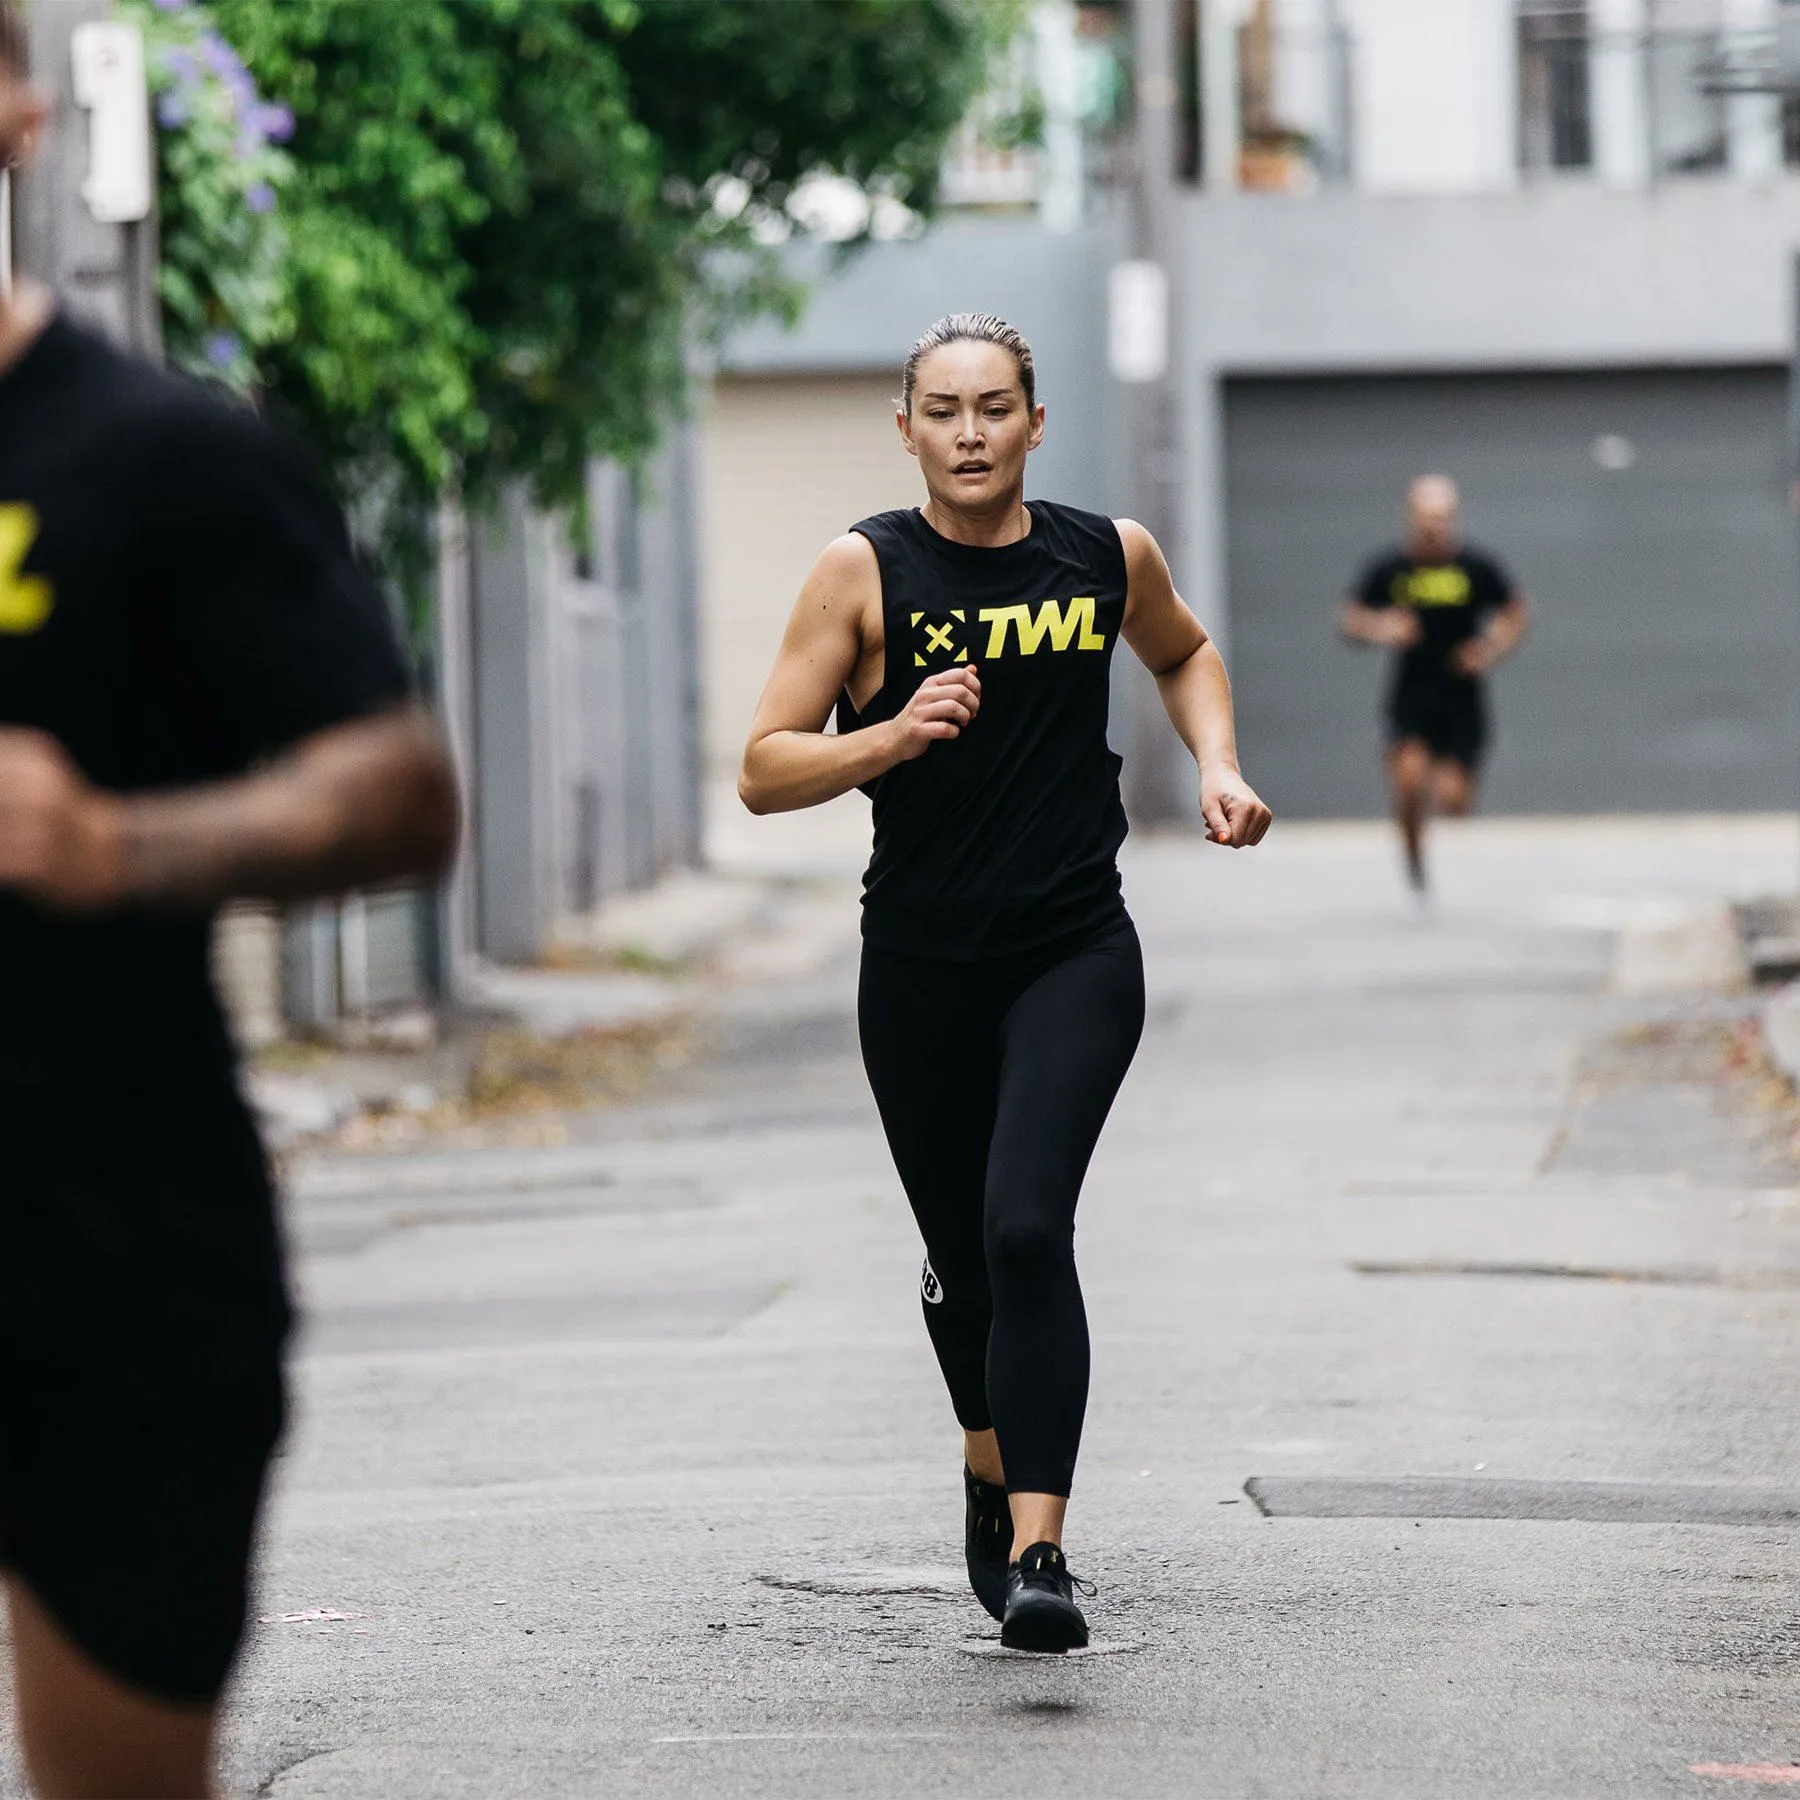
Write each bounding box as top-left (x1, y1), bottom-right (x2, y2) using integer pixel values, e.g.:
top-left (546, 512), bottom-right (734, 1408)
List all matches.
top-left (153, 0), bottom-right (190, 12)
top-left (204, 332), bottom-right (241, 369)
top-left (257, 102), bottom-right (295, 144)
top-left (199, 30), bottom-right (246, 84)
top-left (156, 92), bottom-right (190, 129)
top-left (246, 182), bottom-right (275, 215)
top-left (163, 46), bottom-right (199, 86)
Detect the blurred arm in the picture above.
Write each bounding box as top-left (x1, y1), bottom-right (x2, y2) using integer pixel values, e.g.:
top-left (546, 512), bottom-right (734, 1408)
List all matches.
top-left (1452, 592), bottom-right (1532, 676)
top-left (0, 706), bottom-right (458, 912)
top-left (1119, 519), bottom-right (1271, 847)
top-left (1482, 593), bottom-right (1532, 665)
top-left (1340, 596), bottom-right (1416, 649)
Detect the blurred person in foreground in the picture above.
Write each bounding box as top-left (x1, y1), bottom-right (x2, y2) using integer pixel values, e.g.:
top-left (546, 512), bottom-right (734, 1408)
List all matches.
top-left (0, 15), bottom-right (457, 1797)
top-left (740, 313), bottom-right (1270, 1654)
top-left (1340, 475), bottom-right (1531, 897)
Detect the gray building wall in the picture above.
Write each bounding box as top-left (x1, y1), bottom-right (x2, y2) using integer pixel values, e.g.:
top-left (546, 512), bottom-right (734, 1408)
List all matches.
top-left (1182, 183), bottom-right (1800, 377)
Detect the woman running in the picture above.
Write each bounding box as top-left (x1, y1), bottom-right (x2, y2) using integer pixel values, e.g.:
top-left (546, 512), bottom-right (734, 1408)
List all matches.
top-left (739, 313), bottom-right (1271, 1652)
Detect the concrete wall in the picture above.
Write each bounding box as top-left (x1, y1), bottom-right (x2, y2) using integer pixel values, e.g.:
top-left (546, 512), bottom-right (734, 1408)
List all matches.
top-left (1182, 180), bottom-right (1800, 374)
top-left (1340, 0), bottom-right (1518, 195)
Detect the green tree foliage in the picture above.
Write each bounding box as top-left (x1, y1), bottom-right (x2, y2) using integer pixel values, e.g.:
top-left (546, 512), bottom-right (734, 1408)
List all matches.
top-left (120, 0), bottom-right (294, 396)
top-left (185, 0), bottom-right (1017, 576)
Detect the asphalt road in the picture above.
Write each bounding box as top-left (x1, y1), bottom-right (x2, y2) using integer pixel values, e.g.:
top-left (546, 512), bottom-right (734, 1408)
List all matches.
top-left (11, 814), bottom-right (1800, 1798)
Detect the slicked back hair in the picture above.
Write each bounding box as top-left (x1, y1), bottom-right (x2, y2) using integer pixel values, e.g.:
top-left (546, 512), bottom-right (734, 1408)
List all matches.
top-left (901, 313), bottom-right (1036, 416)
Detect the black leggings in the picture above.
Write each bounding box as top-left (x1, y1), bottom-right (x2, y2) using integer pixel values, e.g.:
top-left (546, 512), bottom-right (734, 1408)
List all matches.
top-left (857, 916), bottom-right (1145, 1497)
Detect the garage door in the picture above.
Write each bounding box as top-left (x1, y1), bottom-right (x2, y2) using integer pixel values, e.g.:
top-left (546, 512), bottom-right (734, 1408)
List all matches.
top-left (1224, 369), bottom-right (1800, 817)
top-left (700, 374), bottom-right (921, 781)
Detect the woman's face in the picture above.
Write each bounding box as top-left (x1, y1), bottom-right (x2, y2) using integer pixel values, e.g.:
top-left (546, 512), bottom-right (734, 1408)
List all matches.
top-left (898, 340), bottom-right (1044, 513)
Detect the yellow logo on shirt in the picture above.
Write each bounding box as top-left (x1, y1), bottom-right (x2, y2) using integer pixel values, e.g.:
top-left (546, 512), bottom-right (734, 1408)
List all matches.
top-left (978, 596), bottom-right (1107, 657)
top-left (0, 505), bottom-right (53, 634)
top-left (912, 608), bottom-right (966, 666)
top-left (913, 595), bottom-right (1110, 664)
top-left (1393, 566), bottom-right (1471, 609)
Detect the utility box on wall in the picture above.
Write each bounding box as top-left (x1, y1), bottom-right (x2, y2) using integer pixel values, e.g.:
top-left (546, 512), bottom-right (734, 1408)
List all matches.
top-left (13, 0), bottom-right (160, 356)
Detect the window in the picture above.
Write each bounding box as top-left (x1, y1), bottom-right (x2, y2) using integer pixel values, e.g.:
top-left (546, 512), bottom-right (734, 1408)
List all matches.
top-left (1519, 4), bottom-right (1594, 173)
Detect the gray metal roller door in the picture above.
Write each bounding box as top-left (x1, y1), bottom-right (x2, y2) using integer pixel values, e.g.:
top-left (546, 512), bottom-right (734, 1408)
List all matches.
top-left (1223, 369), bottom-right (1800, 818)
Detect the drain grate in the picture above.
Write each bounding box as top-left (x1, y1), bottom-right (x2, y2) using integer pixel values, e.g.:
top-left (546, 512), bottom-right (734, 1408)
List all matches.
top-left (1245, 1475), bottom-right (1800, 1526)
top-left (1351, 1260), bottom-right (1800, 1290)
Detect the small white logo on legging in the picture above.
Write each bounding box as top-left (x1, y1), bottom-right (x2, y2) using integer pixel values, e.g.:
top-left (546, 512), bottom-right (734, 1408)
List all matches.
top-left (921, 1257), bottom-right (943, 1304)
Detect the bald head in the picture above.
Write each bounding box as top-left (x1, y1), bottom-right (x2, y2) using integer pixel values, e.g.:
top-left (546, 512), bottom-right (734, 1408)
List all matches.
top-left (1404, 475), bottom-right (1460, 560)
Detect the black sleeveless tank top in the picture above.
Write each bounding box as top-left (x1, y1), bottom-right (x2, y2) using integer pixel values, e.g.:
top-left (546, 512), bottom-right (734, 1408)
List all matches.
top-left (837, 500), bottom-right (1131, 960)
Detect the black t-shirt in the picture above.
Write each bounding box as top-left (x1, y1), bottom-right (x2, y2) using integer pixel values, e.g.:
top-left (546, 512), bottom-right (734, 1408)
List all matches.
top-left (0, 313), bottom-right (411, 1368)
top-left (838, 502), bottom-right (1130, 960)
top-left (1354, 546), bottom-right (1515, 704)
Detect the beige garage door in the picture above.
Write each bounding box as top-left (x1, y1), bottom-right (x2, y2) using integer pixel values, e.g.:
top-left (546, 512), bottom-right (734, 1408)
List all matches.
top-left (700, 373), bottom-right (922, 780)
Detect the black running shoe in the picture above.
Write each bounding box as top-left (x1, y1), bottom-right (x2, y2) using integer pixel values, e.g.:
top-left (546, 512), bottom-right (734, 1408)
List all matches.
top-left (964, 1466), bottom-right (1011, 1622)
top-left (1001, 1541), bottom-right (1093, 1653)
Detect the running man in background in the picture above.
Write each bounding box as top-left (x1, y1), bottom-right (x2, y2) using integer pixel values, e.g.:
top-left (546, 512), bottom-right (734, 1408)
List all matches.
top-left (0, 11), bottom-right (458, 1793)
top-left (1340, 474), bottom-right (1532, 896)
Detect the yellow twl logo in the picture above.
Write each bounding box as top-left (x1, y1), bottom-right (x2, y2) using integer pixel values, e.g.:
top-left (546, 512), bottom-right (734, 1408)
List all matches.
top-left (0, 504), bottom-right (53, 634)
top-left (978, 595), bottom-right (1106, 657)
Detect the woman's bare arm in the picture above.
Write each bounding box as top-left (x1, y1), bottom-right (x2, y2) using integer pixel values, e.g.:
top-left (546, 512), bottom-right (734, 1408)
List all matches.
top-left (739, 534), bottom-right (982, 815)
top-left (1118, 519), bottom-right (1272, 849)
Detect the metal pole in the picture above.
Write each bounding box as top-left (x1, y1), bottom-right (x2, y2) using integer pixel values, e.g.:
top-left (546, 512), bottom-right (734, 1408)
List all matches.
top-left (1789, 250), bottom-right (1800, 882)
top-left (1124, 0), bottom-right (1194, 824)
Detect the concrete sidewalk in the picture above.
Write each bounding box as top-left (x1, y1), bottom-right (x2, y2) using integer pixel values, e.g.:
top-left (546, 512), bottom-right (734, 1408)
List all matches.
top-left (10, 813), bottom-right (1800, 1798)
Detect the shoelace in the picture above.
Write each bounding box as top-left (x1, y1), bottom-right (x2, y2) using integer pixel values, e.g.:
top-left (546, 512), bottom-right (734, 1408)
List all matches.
top-left (1021, 1558), bottom-right (1098, 1599)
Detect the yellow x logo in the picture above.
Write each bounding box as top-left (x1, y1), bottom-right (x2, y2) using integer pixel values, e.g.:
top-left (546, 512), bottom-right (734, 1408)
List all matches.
top-left (910, 609), bottom-right (965, 667)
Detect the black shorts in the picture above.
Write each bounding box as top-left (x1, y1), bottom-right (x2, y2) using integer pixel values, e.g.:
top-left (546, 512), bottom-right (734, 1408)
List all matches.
top-left (0, 1347), bottom-right (286, 1704)
top-left (1387, 683), bottom-right (1489, 771)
